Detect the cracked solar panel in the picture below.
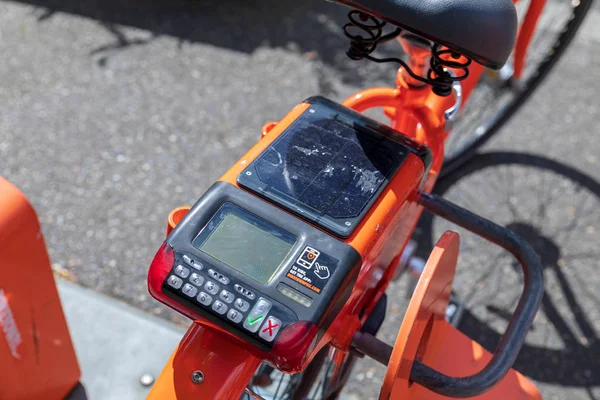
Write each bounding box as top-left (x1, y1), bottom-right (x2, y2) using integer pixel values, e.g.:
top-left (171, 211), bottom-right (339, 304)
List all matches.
top-left (237, 97), bottom-right (409, 237)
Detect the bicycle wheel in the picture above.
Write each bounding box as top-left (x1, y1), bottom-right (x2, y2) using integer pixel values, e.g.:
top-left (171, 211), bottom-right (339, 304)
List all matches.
top-left (243, 346), bottom-right (357, 400)
top-left (417, 152), bottom-right (600, 397)
top-left (441, 0), bottom-right (593, 176)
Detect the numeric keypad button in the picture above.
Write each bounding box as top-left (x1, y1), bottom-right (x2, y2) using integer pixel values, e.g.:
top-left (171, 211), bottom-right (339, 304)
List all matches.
top-left (182, 284), bottom-right (198, 298)
top-left (227, 309), bottom-right (243, 324)
top-left (167, 275), bottom-right (183, 289)
top-left (220, 290), bottom-right (235, 304)
top-left (174, 264), bottom-right (190, 279)
top-left (197, 292), bottom-right (212, 306)
top-left (234, 298), bottom-right (250, 312)
top-left (204, 281), bottom-right (219, 295)
top-left (212, 300), bottom-right (228, 315)
top-left (189, 273), bottom-right (204, 287)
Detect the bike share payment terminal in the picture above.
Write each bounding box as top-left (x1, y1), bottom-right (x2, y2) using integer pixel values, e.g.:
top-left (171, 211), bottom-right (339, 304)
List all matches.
top-left (148, 97), bottom-right (431, 371)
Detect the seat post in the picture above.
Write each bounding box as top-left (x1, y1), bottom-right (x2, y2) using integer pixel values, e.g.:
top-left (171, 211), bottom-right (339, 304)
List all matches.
top-left (397, 33), bottom-right (432, 88)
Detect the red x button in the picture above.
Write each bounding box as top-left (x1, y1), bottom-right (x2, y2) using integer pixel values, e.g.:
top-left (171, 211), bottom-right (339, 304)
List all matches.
top-left (262, 320), bottom-right (279, 336)
top-left (259, 316), bottom-right (282, 342)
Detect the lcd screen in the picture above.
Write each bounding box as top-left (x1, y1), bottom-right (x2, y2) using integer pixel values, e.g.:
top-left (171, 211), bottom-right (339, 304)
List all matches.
top-left (194, 203), bottom-right (296, 284)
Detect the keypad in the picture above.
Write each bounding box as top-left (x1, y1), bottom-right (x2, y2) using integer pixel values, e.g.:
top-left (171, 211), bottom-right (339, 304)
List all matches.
top-left (220, 290), bottom-right (234, 304)
top-left (212, 300), bottom-right (228, 315)
top-left (174, 264), bottom-right (190, 279)
top-left (166, 258), bottom-right (286, 344)
top-left (204, 280), bottom-right (219, 295)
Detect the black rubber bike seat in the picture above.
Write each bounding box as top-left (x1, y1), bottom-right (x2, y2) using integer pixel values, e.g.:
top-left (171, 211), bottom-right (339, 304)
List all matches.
top-left (334, 0), bottom-right (518, 69)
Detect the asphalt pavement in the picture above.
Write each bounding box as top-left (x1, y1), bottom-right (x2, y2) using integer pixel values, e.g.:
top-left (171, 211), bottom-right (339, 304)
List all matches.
top-left (1, 0), bottom-right (599, 399)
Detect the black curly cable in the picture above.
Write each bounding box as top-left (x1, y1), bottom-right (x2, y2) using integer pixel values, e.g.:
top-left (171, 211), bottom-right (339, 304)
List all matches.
top-left (342, 10), bottom-right (472, 97)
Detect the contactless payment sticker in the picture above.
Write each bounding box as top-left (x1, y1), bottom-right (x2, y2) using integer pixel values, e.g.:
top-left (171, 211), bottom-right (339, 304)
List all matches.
top-left (286, 246), bottom-right (338, 294)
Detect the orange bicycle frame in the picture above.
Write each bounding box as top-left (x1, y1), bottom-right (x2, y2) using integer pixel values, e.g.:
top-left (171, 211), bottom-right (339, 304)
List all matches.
top-left (514, 0), bottom-right (547, 80)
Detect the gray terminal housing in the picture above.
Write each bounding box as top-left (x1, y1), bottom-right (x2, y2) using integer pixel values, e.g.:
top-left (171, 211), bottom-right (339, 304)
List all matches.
top-left (163, 181), bottom-right (362, 351)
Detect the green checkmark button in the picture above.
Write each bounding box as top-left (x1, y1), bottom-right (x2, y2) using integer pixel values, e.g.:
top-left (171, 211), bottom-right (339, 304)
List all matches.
top-left (247, 315), bottom-right (264, 325)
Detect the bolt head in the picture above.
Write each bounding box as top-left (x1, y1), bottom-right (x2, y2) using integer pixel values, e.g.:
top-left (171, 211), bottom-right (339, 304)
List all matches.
top-left (140, 373), bottom-right (154, 387)
top-left (191, 370), bottom-right (204, 384)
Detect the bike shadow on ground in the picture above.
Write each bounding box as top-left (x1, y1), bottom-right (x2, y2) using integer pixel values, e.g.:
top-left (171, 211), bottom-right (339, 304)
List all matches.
top-left (16, 0), bottom-right (402, 91)
top-left (414, 151), bottom-right (600, 398)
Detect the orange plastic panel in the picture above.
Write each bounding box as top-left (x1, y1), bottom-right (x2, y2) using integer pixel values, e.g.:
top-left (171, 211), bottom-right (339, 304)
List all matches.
top-left (380, 231), bottom-right (541, 399)
top-left (148, 322), bottom-right (261, 400)
top-left (0, 177), bottom-right (81, 400)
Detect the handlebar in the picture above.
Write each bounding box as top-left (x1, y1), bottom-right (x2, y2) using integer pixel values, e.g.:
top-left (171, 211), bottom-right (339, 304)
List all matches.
top-left (352, 193), bottom-right (543, 398)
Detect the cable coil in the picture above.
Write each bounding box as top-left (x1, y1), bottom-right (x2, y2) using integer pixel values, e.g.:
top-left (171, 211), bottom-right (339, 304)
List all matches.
top-left (343, 10), bottom-right (472, 96)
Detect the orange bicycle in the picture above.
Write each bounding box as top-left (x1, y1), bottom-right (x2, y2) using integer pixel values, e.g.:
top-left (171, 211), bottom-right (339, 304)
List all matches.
top-left (142, 0), bottom-right (591, 399)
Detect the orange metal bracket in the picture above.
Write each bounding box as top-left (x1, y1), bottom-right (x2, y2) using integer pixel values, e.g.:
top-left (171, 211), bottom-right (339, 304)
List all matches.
top-left (380, 231), bottom-right (541, 399)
